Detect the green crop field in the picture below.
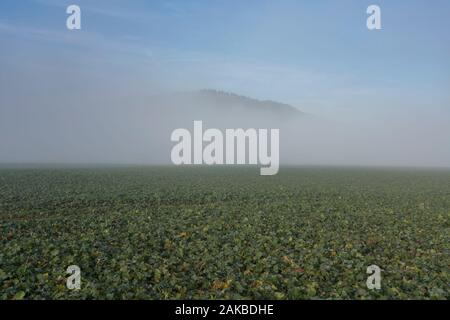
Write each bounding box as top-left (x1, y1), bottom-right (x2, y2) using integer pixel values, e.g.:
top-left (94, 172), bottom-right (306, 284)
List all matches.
top-left (0, 166), bottom-right (449, 300)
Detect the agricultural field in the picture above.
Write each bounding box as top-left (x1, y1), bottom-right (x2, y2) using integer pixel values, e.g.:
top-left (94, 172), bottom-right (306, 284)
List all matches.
top-left (0, 166), bottom-right (449, 300)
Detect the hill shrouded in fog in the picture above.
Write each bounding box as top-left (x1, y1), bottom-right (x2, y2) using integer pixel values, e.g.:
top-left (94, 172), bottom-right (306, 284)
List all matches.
top-left (1, 89), bottom-right (449, 168)
top-left (182, 89), bottom-right (304, 118)
top-left (0, 89), bottom-right (306, 165)
top-left (147, 89), bottom-right (304, 127)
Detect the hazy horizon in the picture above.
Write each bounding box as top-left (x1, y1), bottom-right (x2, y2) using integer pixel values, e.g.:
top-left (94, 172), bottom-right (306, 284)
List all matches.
top-left (1, 0), bottom-right (449, 167)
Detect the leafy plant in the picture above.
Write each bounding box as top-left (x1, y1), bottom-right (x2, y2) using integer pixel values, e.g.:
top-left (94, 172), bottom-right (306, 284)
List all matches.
top-left (0, 166), bottom-right (448, 299)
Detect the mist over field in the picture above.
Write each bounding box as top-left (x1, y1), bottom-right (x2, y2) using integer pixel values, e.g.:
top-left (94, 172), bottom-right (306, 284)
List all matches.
top-left (1, 83), bottom-right (450, 168)
top-left (0, 0), bottom-right (449, 168)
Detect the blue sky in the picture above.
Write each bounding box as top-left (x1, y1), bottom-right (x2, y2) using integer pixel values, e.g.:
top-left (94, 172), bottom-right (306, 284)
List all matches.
top-left (1, 0), bottom-right (449, 120)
